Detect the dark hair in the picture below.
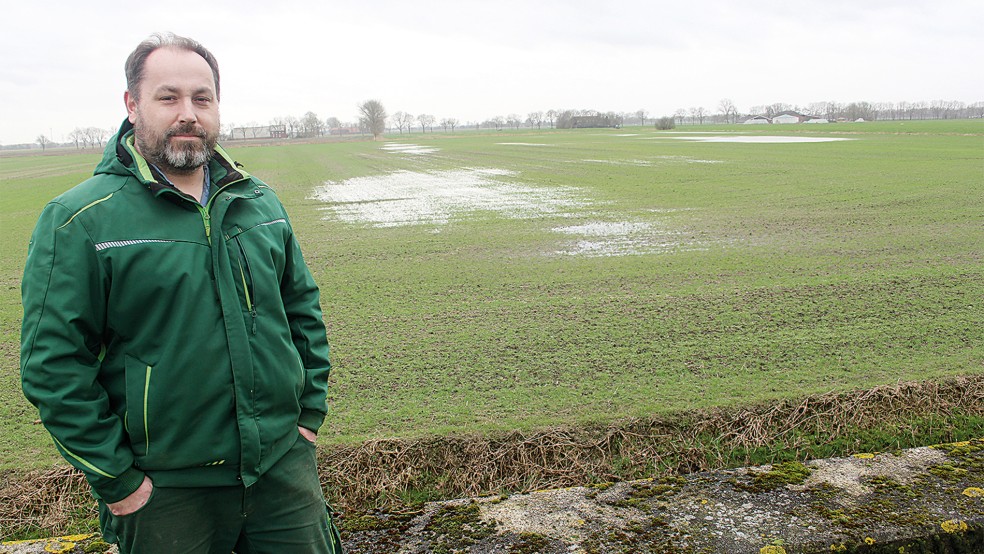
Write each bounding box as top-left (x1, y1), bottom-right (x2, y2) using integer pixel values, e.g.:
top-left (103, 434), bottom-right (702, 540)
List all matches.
top-left (125, 32), bottom-right (220, 101)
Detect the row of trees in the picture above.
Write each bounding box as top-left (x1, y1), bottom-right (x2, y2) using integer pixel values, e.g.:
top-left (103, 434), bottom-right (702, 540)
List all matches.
top-left (363, 98), bottom-right (983, 138)
top-left (32, 127), bottom-right (113, 151)
top-left (18, 97), bottom-right (981, 151)
top-left (744, 99), bottom-right (983, 122)
top-left (68, 127), bottom-right (111, 149)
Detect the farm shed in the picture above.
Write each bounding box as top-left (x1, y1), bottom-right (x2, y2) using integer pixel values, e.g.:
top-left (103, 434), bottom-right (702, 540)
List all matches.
top-left (743, 115), bottom-right (771, 124)
top-left (230, 125), bottom-right (285, 140)
top-left (773, 113), bottom-right (802, 124)
top-left (570, 115), bottom-right (621, 128)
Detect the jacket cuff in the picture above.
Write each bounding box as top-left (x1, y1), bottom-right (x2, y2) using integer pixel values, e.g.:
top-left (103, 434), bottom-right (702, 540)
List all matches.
top-left (297, 409), bottom-right (326, 435)
top-left (90, 466), bottom-right (146, 504)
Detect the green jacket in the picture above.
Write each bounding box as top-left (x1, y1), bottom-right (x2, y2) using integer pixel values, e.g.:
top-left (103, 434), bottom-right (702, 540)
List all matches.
top-left (21, 120), bottom-right (331, 503)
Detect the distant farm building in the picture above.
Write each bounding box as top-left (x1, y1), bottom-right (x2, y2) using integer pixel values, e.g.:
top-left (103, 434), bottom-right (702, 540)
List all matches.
top-left (774, 111), bottom-right (814, 124)
top-left (553, 110), bottom-right (624, 129)
top-left (745, 112), bottom-right (829, 125)
top-left (230, 125), bottom-right (287, 140)
top-left (570, 114), bottom-right (622, 129)
top-left (330, 126), bottom-right (362, 135)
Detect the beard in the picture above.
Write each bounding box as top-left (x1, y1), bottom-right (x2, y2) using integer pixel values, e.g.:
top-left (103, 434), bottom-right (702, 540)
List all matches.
top-left (133, 118), bottom-right (219, 175)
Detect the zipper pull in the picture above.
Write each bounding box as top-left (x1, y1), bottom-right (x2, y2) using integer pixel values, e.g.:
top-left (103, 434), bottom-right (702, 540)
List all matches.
top-left (250, 309), bottom-right (257, 335)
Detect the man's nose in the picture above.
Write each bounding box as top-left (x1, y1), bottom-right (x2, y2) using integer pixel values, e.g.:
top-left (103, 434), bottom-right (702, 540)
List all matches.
top-left (177, 98), bottom-right (198, 123)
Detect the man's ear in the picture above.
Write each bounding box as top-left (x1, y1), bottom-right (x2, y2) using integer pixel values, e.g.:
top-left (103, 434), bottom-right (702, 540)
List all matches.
top-left (125, 91), bottom-right (138, 124)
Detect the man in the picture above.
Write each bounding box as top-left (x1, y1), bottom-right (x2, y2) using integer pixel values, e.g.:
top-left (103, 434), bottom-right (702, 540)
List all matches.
top-left (20, 33), bottom-right (342, 553)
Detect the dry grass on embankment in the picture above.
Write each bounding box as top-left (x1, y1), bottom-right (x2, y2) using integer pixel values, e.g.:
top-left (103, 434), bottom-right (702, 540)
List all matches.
top-left (2, 376), bottom-right (982, 539)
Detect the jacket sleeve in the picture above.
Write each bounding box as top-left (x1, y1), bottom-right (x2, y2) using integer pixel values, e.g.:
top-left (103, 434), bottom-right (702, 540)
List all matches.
top-left (20, 202), bottom-right (146, 503)
top-left (279, 227), bottom-right (331, 434)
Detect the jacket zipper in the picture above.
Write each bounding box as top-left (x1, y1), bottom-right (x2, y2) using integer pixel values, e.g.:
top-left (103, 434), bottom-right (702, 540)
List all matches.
top-left (142, 365), bottom-right (152, 456)
top-left (200, 207), bottom-right (212, 244)
top-left (235, 236), bottom-right (258, 335)
top-left (161, 182), bottom-right (256, 330)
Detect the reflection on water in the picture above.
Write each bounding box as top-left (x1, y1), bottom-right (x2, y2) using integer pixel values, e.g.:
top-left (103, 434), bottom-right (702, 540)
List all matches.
top-left (311, 168), bottom-right (584, 228)
top-left (661, 135), bottom-right (854, 143)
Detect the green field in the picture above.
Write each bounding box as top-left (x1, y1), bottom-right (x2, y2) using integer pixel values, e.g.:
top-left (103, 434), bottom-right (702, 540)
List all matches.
top-left (1, 119), bottom-right (982, 476)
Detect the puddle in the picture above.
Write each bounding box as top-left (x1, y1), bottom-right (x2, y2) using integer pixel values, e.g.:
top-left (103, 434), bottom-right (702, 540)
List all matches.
top-left (381, 143), bottom-right (440, 155)
top-left (660, 135), bottom-right (853, 143)
top-left (582, 159), bottom-right (654, 166)
top-left (496, 142), bottom-right (552, 147)
top-left (582, 156), bottom-right (723, 166)
top-left (552, 220), bottom-right (706, 257)
top-left (312, 168), bottom-right (587, 228)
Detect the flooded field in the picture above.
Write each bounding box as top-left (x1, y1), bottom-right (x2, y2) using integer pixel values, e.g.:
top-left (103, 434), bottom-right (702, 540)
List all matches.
top-left (582, 156), bottom-right (723, 166)
top-left (552, 219), bottom-right (704, 257)
top-left (657, 135), bottom-right (854, 143)
top-left (312, 152), bottom-right (711, 256)
top-left (312, 168), bottom-right (586, 228)
top-left (380, 143), bottom-right (440, 155)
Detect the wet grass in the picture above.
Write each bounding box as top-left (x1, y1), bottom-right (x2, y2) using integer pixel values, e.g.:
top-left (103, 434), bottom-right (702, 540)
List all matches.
top-left (1, 120), bottom-right (982, 472)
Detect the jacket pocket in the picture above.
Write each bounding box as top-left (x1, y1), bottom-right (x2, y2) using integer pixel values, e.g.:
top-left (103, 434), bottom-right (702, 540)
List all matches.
top-left (223, 218), bottom-right (289, 336)
top-left (233, 235), bottom-right (258, 334)
top-left (124, 355), bottom-right (153, 457)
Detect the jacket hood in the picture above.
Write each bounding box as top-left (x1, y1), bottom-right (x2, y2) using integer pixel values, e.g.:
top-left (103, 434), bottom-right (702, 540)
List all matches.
top-left (96, 119), bottom-right (250, 191)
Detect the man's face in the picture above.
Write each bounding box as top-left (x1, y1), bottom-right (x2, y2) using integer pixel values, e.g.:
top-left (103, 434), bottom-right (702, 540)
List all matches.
top-left (125, 47), bottom-right (220, 174)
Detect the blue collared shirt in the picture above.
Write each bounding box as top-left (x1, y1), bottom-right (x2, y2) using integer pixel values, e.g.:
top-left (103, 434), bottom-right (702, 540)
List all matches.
top-left (151, 163), bottom-right (211, 206)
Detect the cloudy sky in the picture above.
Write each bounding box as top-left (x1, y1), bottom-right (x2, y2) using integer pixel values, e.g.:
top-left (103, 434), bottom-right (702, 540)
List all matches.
top-left (1, 0), bottom-right (980, 145)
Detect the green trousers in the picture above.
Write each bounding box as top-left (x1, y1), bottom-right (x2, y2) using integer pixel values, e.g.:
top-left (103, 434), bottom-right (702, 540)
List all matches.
top-left (98, 434), bottom-right (343, 554)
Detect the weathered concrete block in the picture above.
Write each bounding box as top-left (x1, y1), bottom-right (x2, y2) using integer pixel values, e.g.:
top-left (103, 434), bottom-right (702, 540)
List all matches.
top-left (0, 534), bottom-right (113, 554)
top-left (342, 439), bottom-right (983, 553)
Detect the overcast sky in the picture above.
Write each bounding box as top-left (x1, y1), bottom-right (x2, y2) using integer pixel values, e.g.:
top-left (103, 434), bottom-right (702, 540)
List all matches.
top-left (1, 0), bottom-right (980, 145)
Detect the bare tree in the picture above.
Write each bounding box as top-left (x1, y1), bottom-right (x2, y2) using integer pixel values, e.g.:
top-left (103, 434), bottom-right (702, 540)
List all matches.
top-left (845, 101), bottom-right (875, 121)
top-left (325, 117), bottom-right (341, 135)
top-left (400, 112), bottom-right (415, 134)
top-left (674, 108), bottom-right (687, 126)
top-left (391, 111), bottom-right (409, 134)
top-left (805, 102), bottom-right (828, 118)
top-left (301, 111), bottom-right (324, 137)
top-left (417, 114), bottom-right (435, 133)
top-left (689, 107), bottom-right (707, 125)
top-left (440, 117), bottom-right (459, 132)
top-left (282, 116), bottom-right (299, 138)
top-left (636, 109), bottom-right (649, 126)
top-left (545, 109), bottom-right (557, 128)
top-left (359, 100), bottom-right (387, 140)
top-left (527, 111), bottom-right (544, 130)
top-left (68, 129), bottom-right (83, 149)
top-left (82, 127), bottom-right (109, 147)
top-left (717, 99), bottom-right (737, 124)
top-left (764, 103), bottom-right (794, 118)
top-left (36, 134), bottom-right (51, 151)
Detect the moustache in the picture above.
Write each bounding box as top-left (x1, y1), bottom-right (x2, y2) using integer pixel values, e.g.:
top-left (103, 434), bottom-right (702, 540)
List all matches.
top-left (165, 124), bottom-right (207, 140)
